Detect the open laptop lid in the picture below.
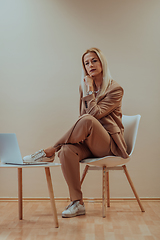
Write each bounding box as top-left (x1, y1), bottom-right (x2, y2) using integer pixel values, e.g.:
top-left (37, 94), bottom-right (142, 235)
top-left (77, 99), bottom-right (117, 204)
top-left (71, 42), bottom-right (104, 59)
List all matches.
top-left (0, 133), bottom-right (23, 164)
top-left (0, 133), bottom-right (47, 165)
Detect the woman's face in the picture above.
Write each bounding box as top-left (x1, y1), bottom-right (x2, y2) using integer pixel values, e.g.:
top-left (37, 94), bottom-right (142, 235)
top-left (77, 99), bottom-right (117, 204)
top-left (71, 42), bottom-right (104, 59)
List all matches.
top-left (83, 52), bottom-right (102, 77)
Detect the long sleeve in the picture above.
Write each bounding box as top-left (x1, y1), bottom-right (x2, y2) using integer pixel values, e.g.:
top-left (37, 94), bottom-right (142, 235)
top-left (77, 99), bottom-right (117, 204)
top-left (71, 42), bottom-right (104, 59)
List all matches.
top-left (80, 81), bottom-right (124, 120)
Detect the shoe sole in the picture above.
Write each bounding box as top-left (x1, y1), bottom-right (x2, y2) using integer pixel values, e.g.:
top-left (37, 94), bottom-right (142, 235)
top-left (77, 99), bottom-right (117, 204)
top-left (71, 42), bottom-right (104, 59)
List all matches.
top-left (62, 210), bottom-right (85, 218)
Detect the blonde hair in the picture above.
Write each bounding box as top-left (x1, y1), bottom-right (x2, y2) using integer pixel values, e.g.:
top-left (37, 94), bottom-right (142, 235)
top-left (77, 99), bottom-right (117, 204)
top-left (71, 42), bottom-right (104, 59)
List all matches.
top-left (81, 47), bottom-right (112, 98)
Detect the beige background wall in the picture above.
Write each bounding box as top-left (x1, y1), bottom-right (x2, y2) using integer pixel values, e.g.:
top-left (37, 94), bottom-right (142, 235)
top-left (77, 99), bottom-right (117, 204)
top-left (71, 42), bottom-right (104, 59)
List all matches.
top-left (0, 0), bottom-right (160, 199)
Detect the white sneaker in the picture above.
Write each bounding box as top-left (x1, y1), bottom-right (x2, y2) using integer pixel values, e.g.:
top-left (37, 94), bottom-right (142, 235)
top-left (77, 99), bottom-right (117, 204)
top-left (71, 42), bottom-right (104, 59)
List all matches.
top-left (23, 149), bottom-right (55, 163)
top-left (62, 201), bottom-right (85, 218)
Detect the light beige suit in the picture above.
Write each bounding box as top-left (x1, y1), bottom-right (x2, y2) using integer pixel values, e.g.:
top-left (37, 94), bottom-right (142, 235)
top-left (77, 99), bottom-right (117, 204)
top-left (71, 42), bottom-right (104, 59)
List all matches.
top-left (54, 80), bottom-right (129, 201)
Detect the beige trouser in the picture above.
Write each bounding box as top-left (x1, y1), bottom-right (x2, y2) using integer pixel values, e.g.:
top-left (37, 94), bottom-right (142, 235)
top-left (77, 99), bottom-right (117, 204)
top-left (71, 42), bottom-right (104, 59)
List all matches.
top-left (56, 114), bottom-right (112, 202)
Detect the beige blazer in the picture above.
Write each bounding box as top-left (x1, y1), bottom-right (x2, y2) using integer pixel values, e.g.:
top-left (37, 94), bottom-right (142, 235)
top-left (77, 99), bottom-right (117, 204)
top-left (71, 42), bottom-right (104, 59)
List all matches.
top-left (79, 80), bottom-right (129, 159)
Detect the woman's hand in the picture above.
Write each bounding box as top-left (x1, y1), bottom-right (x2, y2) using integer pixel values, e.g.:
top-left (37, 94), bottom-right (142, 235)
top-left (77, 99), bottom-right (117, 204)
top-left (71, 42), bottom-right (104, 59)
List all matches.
top-left (84, 75), bottom-right (93, 87)
top-left (84, 75), bottom-right (94, 94)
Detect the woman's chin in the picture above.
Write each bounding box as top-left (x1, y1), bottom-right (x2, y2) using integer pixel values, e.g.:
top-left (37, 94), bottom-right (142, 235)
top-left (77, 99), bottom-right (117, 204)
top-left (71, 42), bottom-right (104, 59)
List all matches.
top-left (89, 72), bottom-right (96, 77)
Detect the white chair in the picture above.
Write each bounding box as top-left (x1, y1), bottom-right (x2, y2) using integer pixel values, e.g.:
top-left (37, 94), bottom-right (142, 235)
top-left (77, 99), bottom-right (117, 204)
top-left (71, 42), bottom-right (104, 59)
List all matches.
top-left (80, 115), bottom-right (145, 217)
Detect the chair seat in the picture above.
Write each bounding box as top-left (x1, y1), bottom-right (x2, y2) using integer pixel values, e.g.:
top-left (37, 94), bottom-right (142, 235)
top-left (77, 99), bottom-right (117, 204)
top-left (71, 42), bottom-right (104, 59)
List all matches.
top-left (81, 155), bottom-right (130, 168)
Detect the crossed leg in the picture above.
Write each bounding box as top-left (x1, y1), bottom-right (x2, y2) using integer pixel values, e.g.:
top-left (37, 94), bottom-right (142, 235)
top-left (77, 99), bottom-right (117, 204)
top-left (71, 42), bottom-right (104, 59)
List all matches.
top-left (44, 114), bottom-right (112, 201)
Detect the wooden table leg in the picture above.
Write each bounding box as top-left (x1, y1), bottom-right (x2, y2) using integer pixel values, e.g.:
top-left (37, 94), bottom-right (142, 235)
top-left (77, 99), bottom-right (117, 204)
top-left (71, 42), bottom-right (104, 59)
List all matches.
top-left (45, 167), bottom-right (59, 228)
top-left (18, 168), bottom-right (23, 220)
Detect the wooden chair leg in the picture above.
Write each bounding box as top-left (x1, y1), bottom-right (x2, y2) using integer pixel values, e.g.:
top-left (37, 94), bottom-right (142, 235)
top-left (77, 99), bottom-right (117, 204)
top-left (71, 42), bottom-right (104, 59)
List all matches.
top-left (18, 168), bottom-right (23, 220)
top-left (45, 167), bottom-right (59, 228)
top-left (80, 165), bottom-right (89, 185)
top-left (106, 171), bottom-right (110, 207)
top-left (102, 166), bottom-right (107, 217)
top-left (122, 165), bottom-right (145, 212)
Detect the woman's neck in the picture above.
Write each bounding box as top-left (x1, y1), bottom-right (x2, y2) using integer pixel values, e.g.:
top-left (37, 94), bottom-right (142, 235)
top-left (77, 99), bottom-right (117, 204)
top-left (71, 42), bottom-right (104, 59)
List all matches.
top-left (93, 73), bottom-right (103, 90)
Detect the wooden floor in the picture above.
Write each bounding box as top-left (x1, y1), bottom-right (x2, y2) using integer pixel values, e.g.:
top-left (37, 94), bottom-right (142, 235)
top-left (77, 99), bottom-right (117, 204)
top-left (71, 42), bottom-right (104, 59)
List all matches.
top-left (0, 200), bottom-right (160, 240)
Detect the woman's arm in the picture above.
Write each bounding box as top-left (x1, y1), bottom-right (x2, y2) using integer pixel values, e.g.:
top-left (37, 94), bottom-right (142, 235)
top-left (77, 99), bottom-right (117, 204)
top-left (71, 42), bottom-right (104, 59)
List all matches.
top-left (81, 83), bottom-right (124, 120)
top-left (79, 85), bottom-right (86, 116)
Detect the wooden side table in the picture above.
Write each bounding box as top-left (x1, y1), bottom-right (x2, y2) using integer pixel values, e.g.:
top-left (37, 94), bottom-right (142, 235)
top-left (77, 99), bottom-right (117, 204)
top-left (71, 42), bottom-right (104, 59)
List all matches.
top-left (0, 162), bottom-right (61, 228)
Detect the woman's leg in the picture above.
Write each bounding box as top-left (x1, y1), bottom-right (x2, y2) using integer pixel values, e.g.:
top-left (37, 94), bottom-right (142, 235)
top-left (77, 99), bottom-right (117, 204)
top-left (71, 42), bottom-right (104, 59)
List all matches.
top-left (44, 114), bottom-right (112, 217)
top-left (51, 114), bottom-right (112, 202)
top-left (44, 114), bottom-right (112, 157)
top-left (65, 114), bottom-right (112, 157)
top-left (58, 143), bottom-right (92, 202)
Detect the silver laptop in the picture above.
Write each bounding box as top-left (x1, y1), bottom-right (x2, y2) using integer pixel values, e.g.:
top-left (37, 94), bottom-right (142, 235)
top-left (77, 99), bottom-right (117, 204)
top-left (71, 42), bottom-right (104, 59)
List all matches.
top-left (0, 133), bottom-right (47, 165)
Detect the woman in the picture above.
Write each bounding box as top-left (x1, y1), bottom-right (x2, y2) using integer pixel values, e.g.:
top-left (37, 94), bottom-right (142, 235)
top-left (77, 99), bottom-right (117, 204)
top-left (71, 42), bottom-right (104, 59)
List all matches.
top-left (23, 48), bottom-right (129, 218)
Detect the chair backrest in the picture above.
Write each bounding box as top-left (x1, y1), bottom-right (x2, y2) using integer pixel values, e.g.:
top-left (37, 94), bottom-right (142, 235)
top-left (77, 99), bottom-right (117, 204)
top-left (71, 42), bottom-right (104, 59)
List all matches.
top-left (122, 115), bottom-right (141, 156)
